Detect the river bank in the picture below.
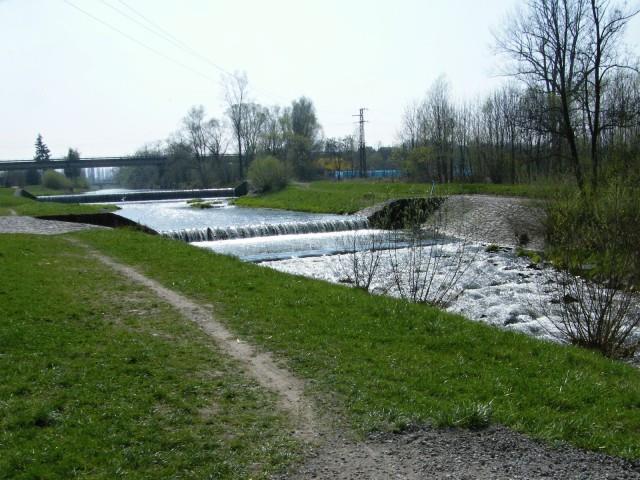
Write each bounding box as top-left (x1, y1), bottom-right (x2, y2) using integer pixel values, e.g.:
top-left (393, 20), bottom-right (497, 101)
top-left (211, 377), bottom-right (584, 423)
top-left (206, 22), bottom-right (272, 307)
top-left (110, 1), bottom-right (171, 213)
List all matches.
top-left (2, 188), bottom-right (639, 478)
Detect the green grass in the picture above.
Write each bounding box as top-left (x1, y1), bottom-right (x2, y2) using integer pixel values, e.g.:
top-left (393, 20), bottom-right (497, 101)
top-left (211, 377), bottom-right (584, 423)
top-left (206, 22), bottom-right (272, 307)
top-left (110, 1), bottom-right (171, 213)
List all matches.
top-left (0, 234), bottom-right (299, 479)
top-left (235, 180), bottom-right (570, 214)
top-left (0, 188), bottom-right (116, 217)
top-left (77, 229), bottom-right (640, 460)
top-left (22, 185), bottom-right (89, 196)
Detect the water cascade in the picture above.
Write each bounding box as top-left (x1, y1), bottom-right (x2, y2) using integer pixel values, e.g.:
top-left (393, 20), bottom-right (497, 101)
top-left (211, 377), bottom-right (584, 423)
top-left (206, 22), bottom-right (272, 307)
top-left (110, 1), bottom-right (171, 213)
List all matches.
top-left (162, 217), bottom-right (369, 243)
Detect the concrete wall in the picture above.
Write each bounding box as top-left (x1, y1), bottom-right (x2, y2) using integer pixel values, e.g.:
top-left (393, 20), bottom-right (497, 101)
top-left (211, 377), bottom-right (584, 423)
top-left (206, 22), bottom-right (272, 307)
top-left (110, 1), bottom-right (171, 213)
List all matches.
top-left (362, 197), bottom-right (445, 230)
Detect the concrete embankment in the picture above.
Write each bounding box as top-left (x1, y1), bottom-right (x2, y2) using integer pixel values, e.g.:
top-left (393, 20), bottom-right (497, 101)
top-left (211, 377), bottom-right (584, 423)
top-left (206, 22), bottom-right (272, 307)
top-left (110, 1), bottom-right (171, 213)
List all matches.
top-left (359, 197), bottom-right (445, 229)
top-left (35, 212), bottom-right (157, 234)
top-left (36, 188), bottom-right (236, 204)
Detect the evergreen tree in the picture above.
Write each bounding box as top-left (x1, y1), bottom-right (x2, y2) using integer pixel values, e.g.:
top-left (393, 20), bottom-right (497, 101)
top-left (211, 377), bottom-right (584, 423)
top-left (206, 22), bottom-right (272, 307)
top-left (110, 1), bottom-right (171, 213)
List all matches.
top-left (34, 134), bottom-right (51, 162)
top-left (26, 133), bottom-right (51, 185)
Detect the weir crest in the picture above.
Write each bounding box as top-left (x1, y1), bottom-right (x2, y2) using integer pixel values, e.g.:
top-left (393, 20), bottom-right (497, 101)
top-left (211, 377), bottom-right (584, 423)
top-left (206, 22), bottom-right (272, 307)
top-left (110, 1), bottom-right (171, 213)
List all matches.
top-left (162, 217), bottom-right (369, 243)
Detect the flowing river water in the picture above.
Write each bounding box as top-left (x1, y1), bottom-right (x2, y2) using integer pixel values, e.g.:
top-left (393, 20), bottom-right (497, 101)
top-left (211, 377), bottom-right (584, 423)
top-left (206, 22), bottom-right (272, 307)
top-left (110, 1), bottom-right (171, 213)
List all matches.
top-left (109, 195), bottom-right (571, 343)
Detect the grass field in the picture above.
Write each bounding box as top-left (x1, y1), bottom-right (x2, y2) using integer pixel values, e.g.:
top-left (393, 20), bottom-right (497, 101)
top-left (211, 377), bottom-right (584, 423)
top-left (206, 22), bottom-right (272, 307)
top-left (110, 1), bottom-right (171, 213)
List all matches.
top-left (3, 181), bottom-right (639, 477)
top-left (234, 180), bottom-right (568, 214)
top-left (22, 185), bottom-right (89, 196)
top-left (0, 234), bottom-right (298, 479)
top-left (0, 188), bottom-right (115, 217)
top-left (76, 229), bottom-right (640, 460)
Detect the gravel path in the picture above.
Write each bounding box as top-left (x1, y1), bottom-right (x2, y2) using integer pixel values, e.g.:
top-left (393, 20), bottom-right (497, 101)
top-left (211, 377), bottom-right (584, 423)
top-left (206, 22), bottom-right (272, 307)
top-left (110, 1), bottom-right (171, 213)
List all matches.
top-left (0, 216), bottom-right (103, 235)
top-left (289, 426), bottom-right (640, 479)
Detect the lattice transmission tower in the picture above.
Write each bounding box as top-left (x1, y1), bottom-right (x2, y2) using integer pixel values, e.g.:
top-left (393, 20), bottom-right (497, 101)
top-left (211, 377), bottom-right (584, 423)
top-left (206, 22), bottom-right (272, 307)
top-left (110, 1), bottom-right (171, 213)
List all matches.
top-left (353, 108), bottom-right (368, 177)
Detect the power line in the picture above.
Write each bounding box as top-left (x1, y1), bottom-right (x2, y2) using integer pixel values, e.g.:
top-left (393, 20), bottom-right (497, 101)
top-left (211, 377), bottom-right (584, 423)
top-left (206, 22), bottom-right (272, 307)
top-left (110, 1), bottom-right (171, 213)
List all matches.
top-left (62, 0), bottom-right (221, 85)
top-left (102, 0), bottom-right (234, 80)
top-left (115, 0), bottom-right (195, 52)
top-left (64, 1), bottom-right (359, 134)
top-left (114, 0), bottom-right (289, 103)
top-left (91, 0), bottom-right (290, 104)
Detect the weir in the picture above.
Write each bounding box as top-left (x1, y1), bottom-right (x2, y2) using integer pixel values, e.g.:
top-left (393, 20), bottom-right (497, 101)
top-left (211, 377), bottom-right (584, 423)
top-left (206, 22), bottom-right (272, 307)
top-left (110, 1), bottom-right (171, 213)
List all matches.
top-left (163, 217), bottom-right (369, 243)
top-left (35, 184), bottom-right (246, 204)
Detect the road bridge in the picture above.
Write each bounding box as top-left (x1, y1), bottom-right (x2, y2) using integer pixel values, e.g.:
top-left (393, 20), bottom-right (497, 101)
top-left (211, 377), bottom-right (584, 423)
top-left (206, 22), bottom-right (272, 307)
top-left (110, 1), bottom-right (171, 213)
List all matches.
top-left (0, 155), bottom-right (172, 171)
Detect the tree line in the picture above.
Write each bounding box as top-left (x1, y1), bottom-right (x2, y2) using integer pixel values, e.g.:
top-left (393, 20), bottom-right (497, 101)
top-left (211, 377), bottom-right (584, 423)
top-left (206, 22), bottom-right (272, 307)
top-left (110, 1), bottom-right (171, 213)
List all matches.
top-left (10, 0), bottom-right (638, 192)
top-left (119, 73), bottom-right (332, 188)
top-left (118, 71), bottom-right (405, 189)
top-left (398, 0), bottom-right (639, 193)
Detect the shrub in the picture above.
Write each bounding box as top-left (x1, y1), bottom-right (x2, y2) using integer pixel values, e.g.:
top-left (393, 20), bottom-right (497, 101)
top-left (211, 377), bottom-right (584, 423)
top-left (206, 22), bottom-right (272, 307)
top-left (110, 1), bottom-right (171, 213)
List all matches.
top-left (42, 170), bottom-right (72, 190)
top-left (72, 176), bottom-right (88, 190)
top-left (247, 156), bottom-right (289, 193)
top-left (544, 180), bottom-right (640, 358)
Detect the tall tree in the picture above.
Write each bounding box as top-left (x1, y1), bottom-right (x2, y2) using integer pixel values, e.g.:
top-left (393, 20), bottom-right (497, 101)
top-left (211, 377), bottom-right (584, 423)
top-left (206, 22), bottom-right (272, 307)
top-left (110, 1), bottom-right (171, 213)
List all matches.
top-left (64, 148), bottom-right (82, 179)
top-left (582, 0), bottom-right (639, 189)
top-left (28, 133), bottom-right (51, 185)
top-left (182, 105), bottom-right (213, 186)
top-left (496, 0), bottom-right (588, 189)
top-left (288, 97), bottom-right (320, 179)
top-left (260, 106), bottom-right (290, 158)
top-left (205, 118), bottom-right (229, 182)
top-left (496, 0), bottom-right (638, 191)
top-left (242, 103), bottom-right (267, 165)
top-left (34, 134), bottom-right (51, 162)
top-left (181, 106), bottom-right (230, 186)
top-left (223, 72), bottom-right (249, 178)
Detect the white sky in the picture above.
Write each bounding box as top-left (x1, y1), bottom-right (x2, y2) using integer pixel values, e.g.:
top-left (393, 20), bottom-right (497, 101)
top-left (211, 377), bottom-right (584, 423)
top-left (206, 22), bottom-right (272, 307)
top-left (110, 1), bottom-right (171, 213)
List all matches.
top-left (1, 0), bottom-right (639, 159)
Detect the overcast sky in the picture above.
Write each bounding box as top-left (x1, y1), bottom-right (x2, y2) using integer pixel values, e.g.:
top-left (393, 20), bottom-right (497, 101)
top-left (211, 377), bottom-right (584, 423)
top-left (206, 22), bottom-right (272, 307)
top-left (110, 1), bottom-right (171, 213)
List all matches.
top-left (1, 0), bottom-right (639, 159)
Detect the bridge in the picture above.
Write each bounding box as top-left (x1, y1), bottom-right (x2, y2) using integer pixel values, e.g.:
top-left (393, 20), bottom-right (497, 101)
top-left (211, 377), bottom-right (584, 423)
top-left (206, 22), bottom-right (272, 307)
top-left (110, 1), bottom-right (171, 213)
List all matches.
top-left (0, 155), bottom-right (172, 171)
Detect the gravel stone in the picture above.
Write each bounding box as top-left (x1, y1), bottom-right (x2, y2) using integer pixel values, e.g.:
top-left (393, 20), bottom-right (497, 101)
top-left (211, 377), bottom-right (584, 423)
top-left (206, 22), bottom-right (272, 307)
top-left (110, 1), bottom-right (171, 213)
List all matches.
top-left (0, 216), bottom-right (104, 235)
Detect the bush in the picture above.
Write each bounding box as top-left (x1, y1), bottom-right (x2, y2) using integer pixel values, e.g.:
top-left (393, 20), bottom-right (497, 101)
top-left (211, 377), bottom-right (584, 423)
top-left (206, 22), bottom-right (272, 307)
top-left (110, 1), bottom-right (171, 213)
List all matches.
top-left (405, 146), bottom-right (433, 182)
top-left (25, 169), bottom-right (41, 186)
top-left (42, 170), bottom-right (72, 190)
top-left (545, 180), bottom-right (640, 358)
top-left (72, 176), bottom-right (88, 190)
top-left (247, 156), bottom-right (289, 193)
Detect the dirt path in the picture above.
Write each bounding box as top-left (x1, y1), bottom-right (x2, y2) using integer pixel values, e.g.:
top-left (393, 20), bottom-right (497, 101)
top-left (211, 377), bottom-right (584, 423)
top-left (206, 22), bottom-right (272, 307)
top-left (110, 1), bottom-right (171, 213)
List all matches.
top-left (66, 238), bottom-right (640, 479)
top-left (4, 213), bottom-right (636, 478)
top-left (68, 238), bottom-right (320, 442)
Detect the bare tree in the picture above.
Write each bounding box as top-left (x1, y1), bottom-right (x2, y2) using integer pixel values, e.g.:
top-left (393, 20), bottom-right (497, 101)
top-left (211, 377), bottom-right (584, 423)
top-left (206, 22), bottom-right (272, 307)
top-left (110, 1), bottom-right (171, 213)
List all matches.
top-left (496, 0), bottom-right (638, 191)
top-left (261, 106), bottom-right (288, 158)
top-left (400, 101), bottom-right (422, 149)
top-left (333, 231), bottom-right (387, 291)
top-left (496, 0), bottom-right (589, 189)
top-left (543, 267), bottom-right (640, 358)
top-left (427, 77), bottom-right (457, 182)
top-left (243, 103), bottom-right (268, 166)
top-left (386, 206), bottom-right (478, 307)
top-left (182, 106), bottom-right (211, 186)
top-left (223, 72), bottom-right (249, 178)
top-left (581, 0), bottom-right (639, 189)
top-left (205, 118), bottom-right (229, 181)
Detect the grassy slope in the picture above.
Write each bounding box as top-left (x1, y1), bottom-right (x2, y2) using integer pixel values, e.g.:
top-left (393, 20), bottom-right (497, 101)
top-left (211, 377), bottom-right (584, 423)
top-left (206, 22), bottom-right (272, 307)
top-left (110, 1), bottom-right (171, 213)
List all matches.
top-left (22, 186), bottom-right (89, 196)
top-left (234, 181), bottom-right (566, 214)
top-left (0, 235), bottom-right (298, 479)
top-left (77, 229), bottom-right (640, 460)
top-left (0, 188), bottom-right (116, 217)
